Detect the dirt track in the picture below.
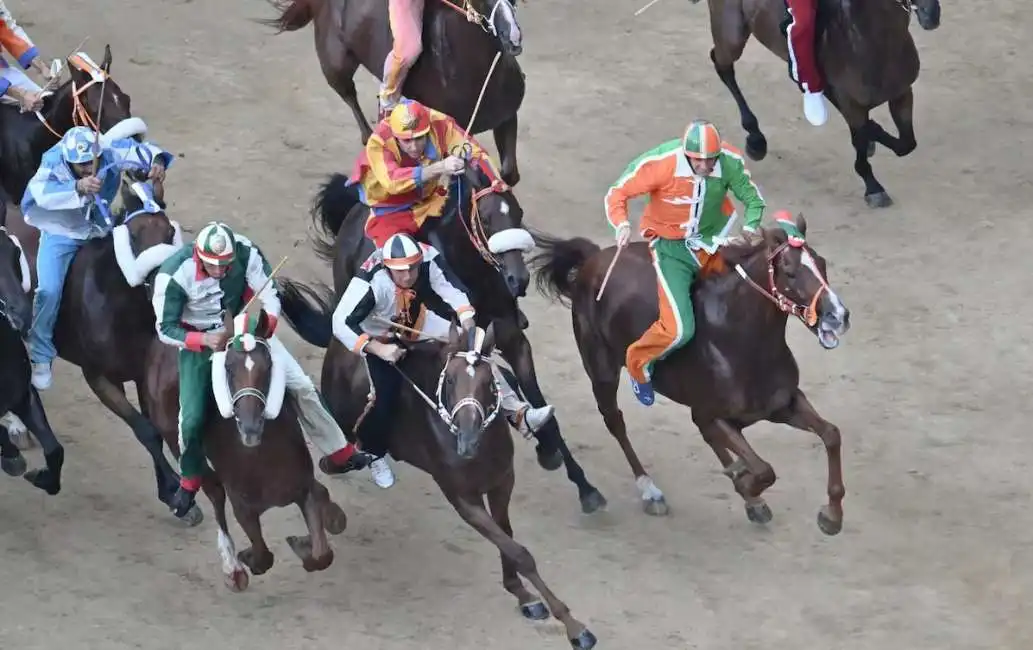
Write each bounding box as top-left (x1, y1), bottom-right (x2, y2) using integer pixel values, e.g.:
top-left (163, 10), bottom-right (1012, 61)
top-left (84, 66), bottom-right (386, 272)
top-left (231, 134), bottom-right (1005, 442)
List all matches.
top-left (2, 1), bottom-right (1031, 649)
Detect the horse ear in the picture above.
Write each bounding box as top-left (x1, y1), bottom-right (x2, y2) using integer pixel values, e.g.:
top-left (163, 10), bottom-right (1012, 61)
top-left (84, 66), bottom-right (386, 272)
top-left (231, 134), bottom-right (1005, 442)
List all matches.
top-left (795, 212), bottom-right (808, 236)
top-left (762, 224), bottom-right (786, 250)
top-left (480, 322), bottom-right (496, 355)
top-left (102, 44), bottom-right (112, 71)
top-left (448, 320), bottom-right (461, 349)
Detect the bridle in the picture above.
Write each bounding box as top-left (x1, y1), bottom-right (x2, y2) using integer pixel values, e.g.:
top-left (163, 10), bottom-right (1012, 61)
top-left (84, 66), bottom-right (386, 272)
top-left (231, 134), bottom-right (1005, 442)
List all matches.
top-left (437, 0), bottom-right (519, 40)
top-left (228, 338), bottom-right (271, 413)
top-left (733, 240), bottom-right (831, 328)
top-left (449, 147), bottom-right (514, 273)
top-left (36, 70), bottom-right (109, 139)
top-left (393, 348), bottom-right (502, 437)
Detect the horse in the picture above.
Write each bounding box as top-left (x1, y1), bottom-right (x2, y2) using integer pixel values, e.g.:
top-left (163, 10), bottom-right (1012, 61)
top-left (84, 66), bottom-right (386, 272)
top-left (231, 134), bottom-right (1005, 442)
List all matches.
top-left (277, 283), bottom-right (599, 648)
top-left (0, 163), bottom-right (200, 524)
top-left (140, 310), bottom-right (348, 591)
top-left (307, 168), bottom-right (607, 514)
top-left (0, 215), bottom-right (64, 494)
top-left (528, 214), bottom-right (851, 535)
top-left (0, 45), bottom-right (140, 206)
top-left (263, 0), bottom-right (527, 186)
top-left (705, 0), bottom-right (941, 207)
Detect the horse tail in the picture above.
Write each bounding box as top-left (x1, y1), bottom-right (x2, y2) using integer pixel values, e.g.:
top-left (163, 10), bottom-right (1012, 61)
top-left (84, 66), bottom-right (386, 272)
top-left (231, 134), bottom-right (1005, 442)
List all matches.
top-left (527, 230), bottom-right (601, 307)
top-left (278, 278), bottom-right (335, 348)
top-left (311, 173), bottom-right (361, 263)
top-left (258, 0), bottom-right (317, 32)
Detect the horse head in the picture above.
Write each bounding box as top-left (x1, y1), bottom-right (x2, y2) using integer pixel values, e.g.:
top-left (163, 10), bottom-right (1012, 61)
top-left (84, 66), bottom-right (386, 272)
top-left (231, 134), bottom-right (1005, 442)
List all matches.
top-left (455, 161), bottom-right (534, 297)
top-left (435, 321), bottom-right (502, 458)
top-left (0, 226), bottom-right (31, 336)
top-left (216, 310), bottom-right (287, 448)
top-left (466, 0), bottom-right (523, 56)
top-left (40, 45), bottom-right (134, 137)
top-left (910, 0), bottom-right (941, 30)
top-left (108, 173), bottom-right (180, 291)
top-left (722, 212), bottom-right (850, 350)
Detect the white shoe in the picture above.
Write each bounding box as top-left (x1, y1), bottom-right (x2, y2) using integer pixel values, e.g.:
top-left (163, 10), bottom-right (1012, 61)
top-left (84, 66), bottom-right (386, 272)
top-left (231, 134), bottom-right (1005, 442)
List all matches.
top-left (31, 362), bottom-right (52, 391)
top-left (803, 91), bottom-right (828, 126)
top-left (516, 405), bottom-right (555, 439)
top-left (369, 456), bottom-right (395, 489)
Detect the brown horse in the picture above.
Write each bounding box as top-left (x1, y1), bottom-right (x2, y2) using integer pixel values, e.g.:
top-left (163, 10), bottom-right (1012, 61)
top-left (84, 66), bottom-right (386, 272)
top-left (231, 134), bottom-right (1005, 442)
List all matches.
top-left (141, 312), bottom-right (348, 591)
top-left (529, 215), bottom-right (852, 535)
top-left (263, 0), bottom-right (527, 185)
top-left (706, 0), bottom-right (941, 207)
top-left (277, 283), bottom-right (598, 648)
top-left (0, 168), bottom-right (198, 524)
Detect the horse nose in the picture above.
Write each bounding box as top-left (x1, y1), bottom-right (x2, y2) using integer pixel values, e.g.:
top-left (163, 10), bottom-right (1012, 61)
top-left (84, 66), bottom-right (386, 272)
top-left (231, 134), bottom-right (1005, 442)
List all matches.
top-left (506, 271), bottom-right (528, 297)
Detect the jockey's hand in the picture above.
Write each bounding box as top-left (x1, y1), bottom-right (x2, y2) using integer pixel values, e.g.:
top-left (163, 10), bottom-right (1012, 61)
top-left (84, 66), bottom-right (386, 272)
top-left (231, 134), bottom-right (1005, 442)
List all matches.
top-left (442, 155), bottom-right (466, 175)
top-left (615, 222), bottom-right (631, 248)
top-left (203, 331), bottom-right (229, 351)
top-left (12, 88), bottom-right (43, 113)
top-left (368, 340), bottom-right (405, 364)
top-left (76, 176), bottom-right (102, 195)
top-left (148, 162), bottom-right (167, 183)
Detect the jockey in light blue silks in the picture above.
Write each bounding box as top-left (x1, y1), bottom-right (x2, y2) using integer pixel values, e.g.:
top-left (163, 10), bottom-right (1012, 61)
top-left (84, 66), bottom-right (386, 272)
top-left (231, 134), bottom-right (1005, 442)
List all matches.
top-left (20, 125), bottom-right (174, 390)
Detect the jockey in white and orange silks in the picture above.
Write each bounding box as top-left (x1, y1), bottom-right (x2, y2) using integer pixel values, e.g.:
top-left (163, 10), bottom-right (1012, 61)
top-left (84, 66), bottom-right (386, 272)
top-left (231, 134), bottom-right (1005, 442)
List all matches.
top-left (0, 1), bottom-right (59, 113)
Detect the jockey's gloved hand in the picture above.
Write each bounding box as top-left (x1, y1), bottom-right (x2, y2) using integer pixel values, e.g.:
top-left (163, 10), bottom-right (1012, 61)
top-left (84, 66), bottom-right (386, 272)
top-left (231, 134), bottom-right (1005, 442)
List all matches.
top-left (615, 222), bottom-right (632, 248)
top-left (76, 176), bottom-right (102, 195)
top-left (442, 155), bottom-right (466, 175)
top-left (367, 340), bottom-right (405, 364)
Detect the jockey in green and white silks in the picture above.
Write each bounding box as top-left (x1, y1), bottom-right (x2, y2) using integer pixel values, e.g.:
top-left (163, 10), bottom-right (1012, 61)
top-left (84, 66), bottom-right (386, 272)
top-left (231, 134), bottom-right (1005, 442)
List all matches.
top-left (21, 124), bottom-right (172, 390)
top-left (151, 222), bottom-right (372, 518)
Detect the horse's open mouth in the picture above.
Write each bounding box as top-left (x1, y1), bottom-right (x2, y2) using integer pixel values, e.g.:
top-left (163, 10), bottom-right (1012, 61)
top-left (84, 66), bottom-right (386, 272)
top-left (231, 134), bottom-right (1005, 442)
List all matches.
top-left (817, 326), bottom-right (841, 350)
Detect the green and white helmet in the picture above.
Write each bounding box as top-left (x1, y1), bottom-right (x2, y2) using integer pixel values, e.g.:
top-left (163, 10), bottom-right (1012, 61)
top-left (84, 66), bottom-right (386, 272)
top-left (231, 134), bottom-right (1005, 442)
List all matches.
top-left (195, 221), bottom-right (236, 267)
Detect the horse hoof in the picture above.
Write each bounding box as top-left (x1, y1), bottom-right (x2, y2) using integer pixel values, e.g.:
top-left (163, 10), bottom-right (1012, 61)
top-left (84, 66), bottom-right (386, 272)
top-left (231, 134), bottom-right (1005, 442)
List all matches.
top-left (580, 489), bottom-right (608, 514)
top-left (642, 497), bottom-right (669, 517)
top-left (536, 446), bottom-right (564, 472)
top-left (520, 600), bottom-right (549, 620)
top-left (24, 469), bottom-right (61, 495)
top-left (178, 504), bottom-right (204, 527)
top-left (817, 506), bottom-right (843, 536)
top-left (570, 628), bottom-right (598, 650)
top-left (238, 547), bottom-right (275, 575)
top-left (865, 192), bottom-right (893, 208)
top-left (745, 134), bottom-right (768, 161)
top-left (224, 568), bottom-right (250, 592)
top-left (322, 502), bottom-right (348, 535)
top-left (1, 454), bottom-right (26, 477)
top-left (745, 500), bottom-right (773, 525)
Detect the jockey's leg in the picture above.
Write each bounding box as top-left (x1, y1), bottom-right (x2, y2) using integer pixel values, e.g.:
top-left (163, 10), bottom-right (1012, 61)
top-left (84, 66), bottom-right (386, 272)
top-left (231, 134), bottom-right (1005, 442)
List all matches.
top-left (783, 0), bottom-right (827, 126)
top-left (28, 233), bottom-right (84, 390)
top-left (493, 364), bottom-right (555, 439)
top-left (356, 355), bottom-right (404, 488)
top-left (624, 239), bottom-right (698, 406)
top-left (0, 65), bottom-right (42, 107)
top-left (364, 208), bottom-right (421, 249)
top-left (170, 348), bottom-right (211, 518)
top-left (379, 0), bottom-right (426, 119)
top-left (269, 337), bottom-right (372, 474)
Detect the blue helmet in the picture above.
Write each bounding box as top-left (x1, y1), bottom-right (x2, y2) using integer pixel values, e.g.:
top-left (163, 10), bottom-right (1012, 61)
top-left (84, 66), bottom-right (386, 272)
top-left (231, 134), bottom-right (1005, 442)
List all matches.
top-left (61, 126), bottom-right (99, 165)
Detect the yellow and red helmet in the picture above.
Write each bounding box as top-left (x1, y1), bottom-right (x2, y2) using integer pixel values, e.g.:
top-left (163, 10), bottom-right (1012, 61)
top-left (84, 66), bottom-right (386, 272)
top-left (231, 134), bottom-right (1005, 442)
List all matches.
top-left (388, 100), bottom-right (432, 140)
top-left (682, 119), bottom-right (722, 159)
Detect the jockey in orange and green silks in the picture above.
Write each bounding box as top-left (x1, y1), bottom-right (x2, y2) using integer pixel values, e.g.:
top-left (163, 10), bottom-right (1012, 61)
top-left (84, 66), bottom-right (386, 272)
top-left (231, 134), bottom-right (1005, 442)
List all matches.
top-left (604, 119), bottom-right (766, 406)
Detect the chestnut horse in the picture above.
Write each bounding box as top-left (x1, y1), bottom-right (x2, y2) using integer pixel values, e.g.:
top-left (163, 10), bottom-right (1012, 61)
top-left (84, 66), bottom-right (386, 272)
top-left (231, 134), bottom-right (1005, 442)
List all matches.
top-left (705, 0), bottom-right (941, 207)
top-left (262, 0), bottom-right (527, 185)
top-left (529, 215), bottom-right (852, 535)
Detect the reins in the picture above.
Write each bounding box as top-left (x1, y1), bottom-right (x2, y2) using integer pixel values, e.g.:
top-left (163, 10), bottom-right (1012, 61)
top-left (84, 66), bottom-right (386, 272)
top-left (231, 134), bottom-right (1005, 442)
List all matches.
top-left (732, 241), bottom-right (831, 328)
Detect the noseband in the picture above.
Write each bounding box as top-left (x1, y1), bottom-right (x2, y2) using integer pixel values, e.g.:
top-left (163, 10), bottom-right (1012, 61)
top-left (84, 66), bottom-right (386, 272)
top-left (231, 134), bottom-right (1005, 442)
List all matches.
top-left (393, 349), bottom-right (502, 437)
top-left (229, 339), bottom-right (270, 411)
top-left (734, 241), bottom-right (831, 328)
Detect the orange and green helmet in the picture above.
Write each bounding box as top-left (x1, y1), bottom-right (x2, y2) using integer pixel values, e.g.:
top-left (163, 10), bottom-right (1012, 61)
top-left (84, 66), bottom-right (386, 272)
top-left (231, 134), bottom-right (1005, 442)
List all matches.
top-left (682, 120), bottom-right (722, 159)
top-left (388, 99), bottom-right (432, 140)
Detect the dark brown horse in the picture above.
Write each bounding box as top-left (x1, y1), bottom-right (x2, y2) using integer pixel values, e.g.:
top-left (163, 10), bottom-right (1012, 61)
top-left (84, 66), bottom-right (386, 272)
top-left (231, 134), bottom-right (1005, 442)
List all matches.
top-left (0, 169), bottom-right (198, 524)
top-left (141, 312), bottom-right (348, 591)
top-left (263, 0), bottom-right (527, 185)
top-left (277, 284), bottom-right (598, 648)
top-left (0, 45), bottom-right (138, 206)
top-left (0, 216), bottom-right (64, 494)
top-left (706, 0), bottom-right (941, 207)
top-left (529, 215), bottom-right (851, 535)
top-left (307, 169), bottom-right (607, 514)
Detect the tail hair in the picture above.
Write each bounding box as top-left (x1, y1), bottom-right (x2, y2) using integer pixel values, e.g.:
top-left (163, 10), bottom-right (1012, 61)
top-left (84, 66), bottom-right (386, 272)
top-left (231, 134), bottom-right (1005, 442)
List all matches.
top-left (310, 173), bottom-right (361, 263)
top-left (256, 0), bottom-right (316, 32)
top-left (278, 277), bottom-right (336, 348)
top-left (527, 228), bottom-right (601, 307)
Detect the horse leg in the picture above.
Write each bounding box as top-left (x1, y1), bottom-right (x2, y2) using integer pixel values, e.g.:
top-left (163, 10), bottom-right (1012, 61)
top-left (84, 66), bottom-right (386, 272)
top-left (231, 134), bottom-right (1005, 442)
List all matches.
top-left (766, 389), bottom-right (845, 536)
top-left (828, 94), bottom-right (891, 207)
top-left (83, 371), bottom-right (201, 524)
top-left (492, 114), bottom-right (520, 187)
top-left (286, 483), bottom-right (335, 572)
top-left (495, 320), bottom-right (606, 513)
top-left (0, 411), bottom-right (34, 450)
top-left (696, 419), bottom-right (772, 525)
top-left (864, 88), bottom-right (917, 158)
top-left (10, 387), bottom-right (63, 495)
top-left (202, 472), bottom-right (249, 592)
top-left (312, 478), bottom-right (348, 535)
top-left (319, 49), bottom-right (372, 143)
top-left (711, 419), bottom-right (778, 522)
top-left (443, 488), bottom-right (597, 649)
top-left (709, 13), bottom-right (767, 160)
top-left (230, 497), bottom-right (275, 576)
top-left (0, 422), bottom-right (27, 477)
top-left (485, 471), bottom-right (548, 619)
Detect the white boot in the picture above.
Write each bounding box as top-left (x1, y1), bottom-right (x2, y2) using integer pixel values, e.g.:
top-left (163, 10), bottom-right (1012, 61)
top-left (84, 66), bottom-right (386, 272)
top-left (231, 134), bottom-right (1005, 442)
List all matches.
top-left (493, 365), bottom-right (556, 439)
top-left (803, 91), bottom-right (828, 126)
top-left (369, 456), bottom-right (395, 489)
top-left (31, 362), bottom-right (52, 391)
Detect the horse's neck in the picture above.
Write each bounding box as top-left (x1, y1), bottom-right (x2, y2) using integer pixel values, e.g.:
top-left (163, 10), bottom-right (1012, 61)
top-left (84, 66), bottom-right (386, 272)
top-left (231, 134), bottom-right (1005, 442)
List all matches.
top-left (701, 255), bottom-right (790, 350)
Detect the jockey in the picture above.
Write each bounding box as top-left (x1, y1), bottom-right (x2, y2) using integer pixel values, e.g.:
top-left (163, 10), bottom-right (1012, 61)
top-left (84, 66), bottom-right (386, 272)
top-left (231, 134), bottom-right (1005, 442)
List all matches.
top-left (21, 125), bottom-right (173, 391)
top-left (783, 0), bottom-right (827, 126)
top-left (152, 221), bottom-right (373, 518)
top-left (378, 0), bottom-right (424, 120)
top-left (330, 232), bottom-right (555, 488)
top-left (0, 2), bottom-right (58, 112)
top-left (604, 119), bottom-right (766, 406)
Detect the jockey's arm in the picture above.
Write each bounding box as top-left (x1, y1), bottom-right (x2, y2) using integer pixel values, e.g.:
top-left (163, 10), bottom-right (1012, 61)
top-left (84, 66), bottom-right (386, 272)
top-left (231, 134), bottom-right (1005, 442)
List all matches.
top-left (242, 244), bottom-right (281, 334)
top-left (0, 4), bottom-right (40, 71)
top-left (724, 154), bottom-right (766, 233)
top-left (104, 138), bottom-right (175, 175)
top-left (603, 155), bottom-right (668, 234)
top-left (427, 254), bottom-right (476, 326)
top-left (366, 135), bottom-right (432, 195)
top-left (152, 267), bottom-right (203, 351)
top-left (331, 276), bottom-right (380, 354)
top-left (441, 116), bottom-right (503, 180)
top-left (20, 154), bottom-right (88, 213)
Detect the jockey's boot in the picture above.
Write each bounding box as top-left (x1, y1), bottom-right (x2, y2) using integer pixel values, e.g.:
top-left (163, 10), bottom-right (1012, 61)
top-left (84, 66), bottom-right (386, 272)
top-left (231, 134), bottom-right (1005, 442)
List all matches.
top-left (508, 404), bottom-right (556, 440)
top-left (170, 484), bottom-right (198, 518)
top-left (31, 362), bottom-right (52, 391)
top-left (629, 376), bottom-right (655, 406)
top-left (369, 455), bottom-right (396, 489)
top-left (802, 90), bottom-right (828, 126)
top-left (318, 444), bottom-right (375, 475)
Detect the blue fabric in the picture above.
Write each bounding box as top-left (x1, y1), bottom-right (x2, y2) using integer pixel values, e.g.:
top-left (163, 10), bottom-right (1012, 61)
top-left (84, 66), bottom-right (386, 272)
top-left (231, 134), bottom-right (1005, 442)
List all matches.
top-left (28, 232), bottom-right (84, 364)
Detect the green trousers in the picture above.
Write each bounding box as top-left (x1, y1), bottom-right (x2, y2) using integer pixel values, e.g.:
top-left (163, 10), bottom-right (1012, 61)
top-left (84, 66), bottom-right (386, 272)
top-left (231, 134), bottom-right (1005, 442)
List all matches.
top-left (177, 348), bottom-right (212, 480)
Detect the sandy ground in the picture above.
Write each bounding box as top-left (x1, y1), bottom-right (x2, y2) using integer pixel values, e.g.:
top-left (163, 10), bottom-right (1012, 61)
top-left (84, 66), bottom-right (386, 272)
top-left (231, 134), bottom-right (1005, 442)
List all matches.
top-left (2, 1), bottom-right (1031, 649)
